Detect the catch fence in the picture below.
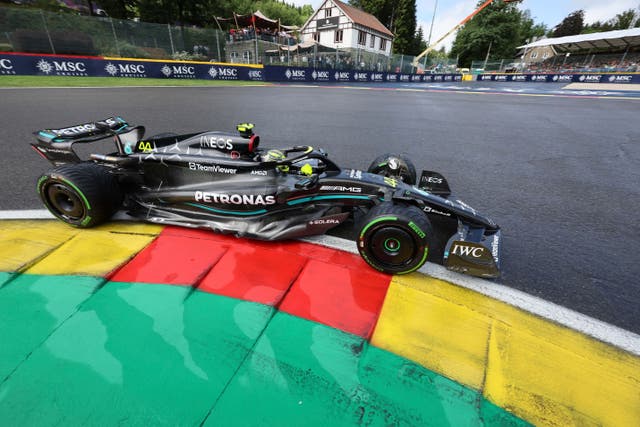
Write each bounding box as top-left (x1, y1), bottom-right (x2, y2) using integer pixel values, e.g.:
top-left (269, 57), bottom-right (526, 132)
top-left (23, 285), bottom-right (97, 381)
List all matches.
top-left (0, 6), bottom-right (226, 62)
top-left (1, 6), bottom-right (458, 73)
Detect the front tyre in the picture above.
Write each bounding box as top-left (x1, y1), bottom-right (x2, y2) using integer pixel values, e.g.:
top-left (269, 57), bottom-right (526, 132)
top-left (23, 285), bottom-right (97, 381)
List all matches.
top-left (37, 162), bottom-right (122, 228)
top-left (357, 202), bottom-right (432, 274)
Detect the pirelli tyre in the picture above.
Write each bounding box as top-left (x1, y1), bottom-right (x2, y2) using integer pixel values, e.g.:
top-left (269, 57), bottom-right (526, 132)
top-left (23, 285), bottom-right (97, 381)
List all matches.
top-left (37, 162), bottom-right (122, 228)
top-left (367, 153), bottom-right (417, 185)
top-left (357, 202), bottom-right (432, 274)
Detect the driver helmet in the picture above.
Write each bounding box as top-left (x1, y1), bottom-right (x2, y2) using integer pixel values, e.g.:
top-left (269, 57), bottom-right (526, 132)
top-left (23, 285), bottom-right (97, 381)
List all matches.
top-left (263, 149), bottom-right (289, 173)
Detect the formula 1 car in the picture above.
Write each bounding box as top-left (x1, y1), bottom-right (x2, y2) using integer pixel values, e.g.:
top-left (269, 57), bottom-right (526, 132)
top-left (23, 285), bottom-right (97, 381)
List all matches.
top-left (32, 117), bottom-right (502, 278)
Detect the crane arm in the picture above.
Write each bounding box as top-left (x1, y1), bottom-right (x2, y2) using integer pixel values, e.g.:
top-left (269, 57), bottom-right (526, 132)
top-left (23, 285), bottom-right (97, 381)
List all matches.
top-left (411, 0), bottom-right (508, 68)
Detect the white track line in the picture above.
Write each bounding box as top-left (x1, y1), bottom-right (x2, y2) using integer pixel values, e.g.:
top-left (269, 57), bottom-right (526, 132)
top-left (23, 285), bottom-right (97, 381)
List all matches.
top-left (3, 209), bottom-right (639, 356)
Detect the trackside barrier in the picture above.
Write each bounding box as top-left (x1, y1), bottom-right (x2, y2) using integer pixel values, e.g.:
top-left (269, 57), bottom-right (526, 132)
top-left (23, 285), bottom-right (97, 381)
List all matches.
top-left (263, 65), bottom-right (463, 83)
top-left (0, 52), bottom-right (462, 83)
top-left (3, 53), bottom-right (640, 84)
top-left (477, 73), bottom-right (640, 84)
top-left (0, 52), bottom-right (263, 81)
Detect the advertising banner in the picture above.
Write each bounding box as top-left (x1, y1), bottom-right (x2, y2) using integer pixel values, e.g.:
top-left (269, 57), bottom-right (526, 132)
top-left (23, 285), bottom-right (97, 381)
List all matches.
top-left (8, 53), bottom-right (637, 85)
top-left (0, 53), bottom-right (264, 81)
top-left (476, 73), bottom-right (640, 84)
top-left (263, 65), bottom-right (462, 83)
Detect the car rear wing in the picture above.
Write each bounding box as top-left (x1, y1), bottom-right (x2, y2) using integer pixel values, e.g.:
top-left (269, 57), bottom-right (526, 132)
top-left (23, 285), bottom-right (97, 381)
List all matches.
top-left (32, 117), bottom-right (144, 166)
top-left (35, 117), bottom-right (130, 144)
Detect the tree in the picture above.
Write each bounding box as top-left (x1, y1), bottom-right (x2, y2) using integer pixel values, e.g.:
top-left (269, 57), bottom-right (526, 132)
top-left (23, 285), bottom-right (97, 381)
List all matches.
top-left (350, 0), bottom-right (395, 29)
top-left (583, 9), bottom-right (639, 33)
top-left (519, 10), bottom-right (547, 43)
top-left (98, 0), bottom-right (137, 20)
top-left (350, 0), bottom-right (422, 55)
top-left (450, 0), bottom-right (530, 67)
top-left (391, 0), bottom-right (418, 54)
top-left (552, 10), bottom-right (584, 37)
top-left (134, 0), bottom-right (310, 28)
top-left (415, 25), bottom-right (427, 53)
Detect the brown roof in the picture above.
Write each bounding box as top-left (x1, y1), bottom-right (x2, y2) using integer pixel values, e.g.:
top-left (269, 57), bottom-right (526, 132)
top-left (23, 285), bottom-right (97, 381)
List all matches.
top-left (332, 0), bottom-right (394, 37)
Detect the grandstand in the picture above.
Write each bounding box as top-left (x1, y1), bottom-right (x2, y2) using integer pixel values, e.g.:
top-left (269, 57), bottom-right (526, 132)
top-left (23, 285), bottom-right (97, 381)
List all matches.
top-left (516, 28), bottom-right (640, 73)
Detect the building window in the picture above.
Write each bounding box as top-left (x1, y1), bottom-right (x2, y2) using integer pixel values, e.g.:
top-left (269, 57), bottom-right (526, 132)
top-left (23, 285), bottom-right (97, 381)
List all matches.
top-left (370, 35), bottom-right (375, 48)
top-left (379, 38), bottom-right (387, 51)
top-left (242, 51), bottom-right (251, 63)
top-left (334, 29), bottom-right (343, 43)
top-left (358, 30), bottom-right (366, 46)
top-left (313, 32), bottom-right (320, 42)
top-left (542, 51), bottom-right (549, 59)
top-left (325, 8), bottom-right (332, 18)
top-left (530, 51), bottom-right (538, 59)
top-left (230, 51), bottom-right (238, 61)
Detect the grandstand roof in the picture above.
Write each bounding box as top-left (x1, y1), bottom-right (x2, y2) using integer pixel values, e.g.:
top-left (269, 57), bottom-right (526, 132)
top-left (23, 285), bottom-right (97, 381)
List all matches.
top-left (216, 10), bottom-right (298, 31)
top-left (518, 28), bottom-right (640, 53)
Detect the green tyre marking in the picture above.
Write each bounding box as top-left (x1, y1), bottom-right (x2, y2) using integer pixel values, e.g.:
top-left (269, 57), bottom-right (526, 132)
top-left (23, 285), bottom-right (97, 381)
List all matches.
top-left (359, 216), bottom-right (397, 239)
top-left (36, 176), bottom-right (47, 192)
top-left (383, 238), bottom-right (401, 252)
top-left (408, 221), bottom-right (426, 238)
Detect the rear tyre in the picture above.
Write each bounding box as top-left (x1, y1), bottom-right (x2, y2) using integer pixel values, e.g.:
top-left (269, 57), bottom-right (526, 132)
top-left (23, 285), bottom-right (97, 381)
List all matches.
top-left (367, 153), bottom-right (417, 185)
top-left (357, 202), bottom-right (432, 274)
top-left (37, 162), bottom-right (122, 228)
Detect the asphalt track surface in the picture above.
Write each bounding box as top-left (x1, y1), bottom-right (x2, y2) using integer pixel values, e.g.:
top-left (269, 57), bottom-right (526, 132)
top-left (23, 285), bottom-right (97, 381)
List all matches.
top-left (1, 82), bottom-right (639, 334)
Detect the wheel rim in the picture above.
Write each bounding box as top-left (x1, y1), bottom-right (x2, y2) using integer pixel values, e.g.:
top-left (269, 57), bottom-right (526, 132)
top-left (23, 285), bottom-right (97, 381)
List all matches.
top-left (368, 226), bottom-right (418, 268)
top-left (45, 182), bottom-right (85, 220)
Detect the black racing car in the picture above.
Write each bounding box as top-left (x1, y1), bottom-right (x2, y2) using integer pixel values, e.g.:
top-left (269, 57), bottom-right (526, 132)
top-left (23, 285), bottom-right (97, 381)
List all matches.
top-left (32, 117), bottom-right (502, 278)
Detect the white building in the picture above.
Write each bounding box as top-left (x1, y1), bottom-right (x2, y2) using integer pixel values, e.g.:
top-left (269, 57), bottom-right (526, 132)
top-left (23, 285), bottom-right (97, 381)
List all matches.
top-left (300, 0), bottom-right (394, 56)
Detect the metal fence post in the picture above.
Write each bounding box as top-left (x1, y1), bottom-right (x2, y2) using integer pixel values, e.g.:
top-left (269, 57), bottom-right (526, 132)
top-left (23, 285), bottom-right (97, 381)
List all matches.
top-left (254, 35), bottom-right (258, 64)
top-left (110, 18), bottom-right (121, 57)
top-left (168, 24), bottom-right (175, 55)
top-left (40, 10), bottom-right (55, 54)
top-left (215, 31), bottom-right (221, 62)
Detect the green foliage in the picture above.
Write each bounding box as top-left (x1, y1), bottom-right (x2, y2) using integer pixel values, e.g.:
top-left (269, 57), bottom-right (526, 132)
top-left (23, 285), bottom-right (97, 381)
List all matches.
top-left (552, 10), bottom-right (584, 37)
top-left (350, 0), bottom-right (421, 55)
top-left (132, 0), bottom-right (312, 28)
top-left (391, 0), bottom-right (417, 54)
top-left (451, 0), bottom-right (530, 67)
top-left (415, 26), bottom-right (426, 53)
top-left (350, 0), bottom-right (395, 29)
top-left (112, 41), bottom-right (152, 58)
top-left (33, 0), bottom-right (70, 14)
top-left (99, 0), bottom-right (138, 20)
top-left (583, 9), bottom-right (639, 33)
top-left (519, 10), bottom-right (547, 43)
top-left (171, 50), bottom-right (207, 61)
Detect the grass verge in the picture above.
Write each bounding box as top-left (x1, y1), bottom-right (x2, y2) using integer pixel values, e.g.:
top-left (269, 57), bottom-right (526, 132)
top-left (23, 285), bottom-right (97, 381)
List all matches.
top-left (0, 76), bottom-right (269, 88)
